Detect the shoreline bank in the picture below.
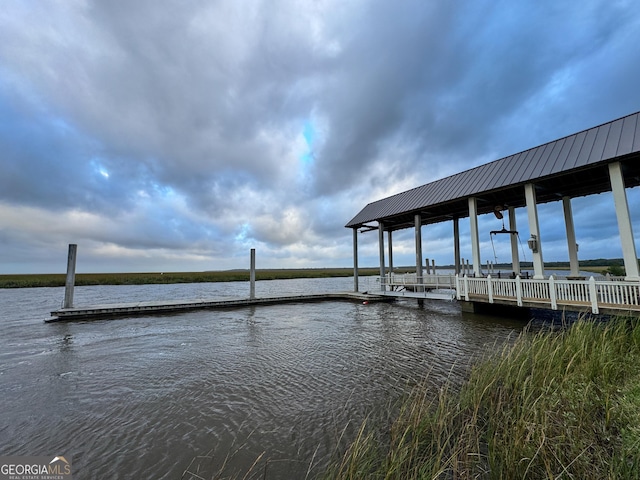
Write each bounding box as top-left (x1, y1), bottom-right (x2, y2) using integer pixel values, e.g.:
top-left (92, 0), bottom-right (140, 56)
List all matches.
top-left (0, 264), bottom-right (613, 288)
top-left (0, 268), bottom-right (408, 289)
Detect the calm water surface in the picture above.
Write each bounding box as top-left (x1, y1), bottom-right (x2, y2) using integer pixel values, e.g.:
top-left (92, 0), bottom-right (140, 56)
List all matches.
top-left (0, 277), bottom-right (525, 479)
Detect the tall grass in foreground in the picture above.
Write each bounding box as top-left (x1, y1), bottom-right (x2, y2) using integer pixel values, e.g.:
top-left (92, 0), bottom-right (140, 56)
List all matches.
top-left (327, 318), bottom-right (640, 479)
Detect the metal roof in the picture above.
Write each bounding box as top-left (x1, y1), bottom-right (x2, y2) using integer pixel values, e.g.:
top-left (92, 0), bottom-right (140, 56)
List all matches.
top-left (346, 111), bottom-right (640, 231)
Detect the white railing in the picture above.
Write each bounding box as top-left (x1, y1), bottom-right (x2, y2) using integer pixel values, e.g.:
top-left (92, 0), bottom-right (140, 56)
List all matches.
top-left (597, 281), bottom-right (640, 307)
top-left (366, 274), bottom-right (640, 314)
top-left (383, 273), bottom-right (457, 290)
top-left (455, 274), bottom-right (640, 314)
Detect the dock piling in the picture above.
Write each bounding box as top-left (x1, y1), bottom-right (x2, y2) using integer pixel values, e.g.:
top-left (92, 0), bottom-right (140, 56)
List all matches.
top-left (250, 248), bottom-right (256, 299)
top-left (63, 244), bottom-right (77, 309)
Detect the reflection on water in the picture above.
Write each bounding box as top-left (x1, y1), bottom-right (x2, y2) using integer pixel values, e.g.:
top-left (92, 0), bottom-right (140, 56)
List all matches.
top-left (0, 278), bottom-right (525, 479)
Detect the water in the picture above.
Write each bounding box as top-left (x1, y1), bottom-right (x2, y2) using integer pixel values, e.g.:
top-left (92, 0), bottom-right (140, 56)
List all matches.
top-left (0, 277), bottom-right (525, 479)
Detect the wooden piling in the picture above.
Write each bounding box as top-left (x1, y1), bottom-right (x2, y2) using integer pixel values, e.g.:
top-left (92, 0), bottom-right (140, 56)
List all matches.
top-left (63, 244), bottom-right (77, 309)
top-left (250, 248), bottom-right (256, 299)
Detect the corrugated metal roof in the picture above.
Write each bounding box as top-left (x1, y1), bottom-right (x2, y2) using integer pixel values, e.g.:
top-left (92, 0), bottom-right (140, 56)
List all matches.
top-left (346, 111), bottom-right (640, 230)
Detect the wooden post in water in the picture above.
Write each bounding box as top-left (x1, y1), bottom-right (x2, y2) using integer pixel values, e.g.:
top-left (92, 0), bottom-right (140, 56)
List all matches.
top-left (63, 244), bottom-right (77, 309)
top-left (250, 248), bottom-right (256, 299)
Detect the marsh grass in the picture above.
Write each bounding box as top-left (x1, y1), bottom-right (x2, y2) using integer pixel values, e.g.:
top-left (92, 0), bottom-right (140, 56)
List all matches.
top-left (0, 268), bottom-right (404, 288)
top-left (327, 317), bottom-right (640, 479)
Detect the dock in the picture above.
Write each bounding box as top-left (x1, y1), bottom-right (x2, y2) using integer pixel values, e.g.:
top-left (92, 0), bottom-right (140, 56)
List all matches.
top-left (47, 291), bottom-right (390, 322)
top-left (346, 111), bottom-right (640, 317)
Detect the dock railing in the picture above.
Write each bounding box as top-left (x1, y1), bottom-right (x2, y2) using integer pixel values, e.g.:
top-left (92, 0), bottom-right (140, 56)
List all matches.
top-left (381, 273), bottom-right (457, 291)
top-left (365, 273), bottom-right (456, 300)
top-left (366, 273), bottom-right (639, 314)
top-left (455, 274), bottom-right (640, 314)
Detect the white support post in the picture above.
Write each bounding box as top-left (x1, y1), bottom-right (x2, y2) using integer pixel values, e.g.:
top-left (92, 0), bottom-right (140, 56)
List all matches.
top-left (562, 196), bottom-right (580, 278)
top-left (455, 274), bottom-right (461, 300)
top-left (468, 197), bottom-right (482, 277)
top-left (549, 275), bottom-right (557, 310)
top-left (487, 275), bottom-right (494, 303)
top-left (387, 230), bottom-right (393, 277)
top-left (414, 214), bottom-right (423, 288)
top-left (250, 248), bottom-right (256, 299)
top-left (453, 217), bottom-right (461, 275)
top-left (378, 221), bottom-right (386, 291)
top-left (525, 183), bottom-right (545, 279)
top-left (508, 207), bottom-right (520, 274)
top-left (516, 274), bottom-right (523, 307)
top-left (352, 228), bottom-right (359, 292)
top-left (588, 276), bottom-right (599, 314)
top-left (463, 274), bottom-right (470, 301)
top-left (608, 162), bottom-right (640, 280)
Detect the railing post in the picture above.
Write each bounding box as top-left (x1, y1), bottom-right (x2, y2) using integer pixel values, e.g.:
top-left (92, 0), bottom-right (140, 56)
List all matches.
top-left (463, 274), bottom-right (470, 301)
top-left (549, 275), bottom-right (557, 310)
top-left (588, 276), bottom-right (599, 314)
top-left (515, 274), bottom-right (523, 307)
top-left (455, 274), bottom-right (461, 300)
top-left (487, 275), bottom-right (494, 303)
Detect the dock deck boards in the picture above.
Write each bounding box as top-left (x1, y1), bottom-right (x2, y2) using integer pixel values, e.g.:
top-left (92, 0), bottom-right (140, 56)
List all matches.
top-left (47, 291), bottom-right (389, 322)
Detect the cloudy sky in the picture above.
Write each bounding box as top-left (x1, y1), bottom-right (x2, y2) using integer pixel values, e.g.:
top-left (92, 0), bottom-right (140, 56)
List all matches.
top-left (1, 0), bottom-right (639, 274)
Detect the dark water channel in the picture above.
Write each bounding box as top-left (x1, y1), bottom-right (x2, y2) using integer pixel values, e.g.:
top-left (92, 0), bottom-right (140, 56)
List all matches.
top-left (0, 277), bottom-right (525, 479)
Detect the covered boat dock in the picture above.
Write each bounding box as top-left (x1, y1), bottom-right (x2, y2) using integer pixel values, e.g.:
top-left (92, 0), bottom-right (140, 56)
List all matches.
top-left (346, 111), bottom-right (640, 315)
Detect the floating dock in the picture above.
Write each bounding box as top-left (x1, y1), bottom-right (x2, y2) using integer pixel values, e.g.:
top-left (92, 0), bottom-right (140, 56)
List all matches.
top-left (46, 291), bottom-right (390, 322)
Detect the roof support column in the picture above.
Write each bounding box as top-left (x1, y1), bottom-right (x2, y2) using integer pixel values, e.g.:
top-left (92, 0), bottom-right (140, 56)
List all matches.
top-left (609, 162), bottom-right (639, 280)
top-left (525, 183), bottom-right (545, 279)
top-left (415, 214), bottom-right (423, 285)
top-left (562, 196), bottom-right (580, 278)
top-left (453, 217), bottom-right (461, 275)
top-left (388, 230), bottom-right (393, 277)
top-left (508, 207), bottom-right (520, 275)
top-left (378, 221), bottom-right (386, 291)
top-left (468, 197), bottom-right (481, 277)
top-left (352, 228), bottom-right (359, 292)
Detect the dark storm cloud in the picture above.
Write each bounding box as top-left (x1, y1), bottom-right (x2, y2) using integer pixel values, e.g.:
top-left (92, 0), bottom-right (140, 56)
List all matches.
top-left (0, 0), bottom-right (639, 272)
top-left (313, 0), bottom-right (640, 195)
top-left (0, 81), bottom-right (157, 214)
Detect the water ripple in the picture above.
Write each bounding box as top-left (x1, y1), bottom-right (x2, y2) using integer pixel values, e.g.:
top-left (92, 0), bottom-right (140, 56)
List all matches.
top-left (0, 280), bottom-right (523, 479)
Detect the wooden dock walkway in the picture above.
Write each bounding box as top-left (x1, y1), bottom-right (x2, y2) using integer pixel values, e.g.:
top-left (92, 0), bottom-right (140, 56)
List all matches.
top-left (47, 291), bottom-right (389, 322)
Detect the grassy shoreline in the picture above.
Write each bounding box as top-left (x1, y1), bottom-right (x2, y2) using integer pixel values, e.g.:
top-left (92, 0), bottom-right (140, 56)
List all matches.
top-left (327, 317), bottom-right (640, 479)
top-left (0, 268), bottom-right (412, 289)
top-left (0, 261), bottom-right (617, 289)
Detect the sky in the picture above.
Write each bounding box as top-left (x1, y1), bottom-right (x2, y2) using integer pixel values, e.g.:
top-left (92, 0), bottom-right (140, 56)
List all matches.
top-left (1, 0), bottom-right (640, 274)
